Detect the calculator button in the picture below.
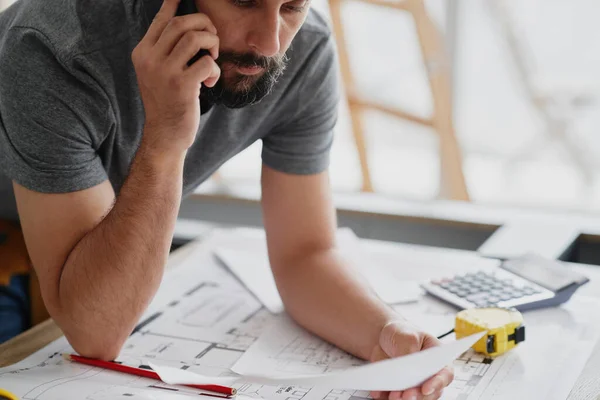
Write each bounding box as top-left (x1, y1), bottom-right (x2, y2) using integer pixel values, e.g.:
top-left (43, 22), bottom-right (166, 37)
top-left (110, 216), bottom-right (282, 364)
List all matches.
top-left (440, 282), bottom-right (453, 290)
top-left (448, 287), bottom-right (462, 295)
top-left (522, 286), bottom-right (540, 295)
top-left (500, 294), bottom-right (514, 301)
top-left (509, 290), bottom-right (524, 298)
top-left (487, 296), bottom-right (500, 304)
top-left (467, 293), bottom-right (488, 303)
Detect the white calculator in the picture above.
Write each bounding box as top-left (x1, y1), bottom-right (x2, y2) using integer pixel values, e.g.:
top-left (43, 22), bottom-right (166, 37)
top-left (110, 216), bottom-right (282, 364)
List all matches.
top-left (421, 254), bottom-right (589, 311)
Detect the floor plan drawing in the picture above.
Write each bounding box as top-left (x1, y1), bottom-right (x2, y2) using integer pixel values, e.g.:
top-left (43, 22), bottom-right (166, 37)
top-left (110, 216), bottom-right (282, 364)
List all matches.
top-left (273, 335), bottom-right (361, 374)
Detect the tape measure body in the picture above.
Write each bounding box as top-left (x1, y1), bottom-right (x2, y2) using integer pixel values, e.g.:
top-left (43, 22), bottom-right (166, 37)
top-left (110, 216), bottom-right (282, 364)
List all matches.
top-left (455, 307), bottom-right (525, 357)
top-left (0, 388), bottom-right (18, 400)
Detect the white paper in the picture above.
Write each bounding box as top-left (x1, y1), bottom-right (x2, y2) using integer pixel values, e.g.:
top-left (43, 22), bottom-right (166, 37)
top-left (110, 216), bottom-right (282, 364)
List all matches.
top-left (233, 315), bottom-right (364, 376)
top-left (150, 332), bottom-right (484, 391)
top-left (214, 228), bottom-right (420, 313)
top-left (215, 246), bottom-right (284, 314)
top-left (362, 267), bottom-right (423, 305)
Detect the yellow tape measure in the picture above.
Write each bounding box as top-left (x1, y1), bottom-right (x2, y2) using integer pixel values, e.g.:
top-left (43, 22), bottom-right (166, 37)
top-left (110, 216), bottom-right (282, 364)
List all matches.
top-left (0, 388), bottom-right (18, 400)
top-left (454, 307), bottom-right (526, 357)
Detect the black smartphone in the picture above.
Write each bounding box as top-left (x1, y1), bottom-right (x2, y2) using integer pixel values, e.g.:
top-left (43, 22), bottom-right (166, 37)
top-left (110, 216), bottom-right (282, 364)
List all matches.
top-left (176, 0), bottom-right (211, 66)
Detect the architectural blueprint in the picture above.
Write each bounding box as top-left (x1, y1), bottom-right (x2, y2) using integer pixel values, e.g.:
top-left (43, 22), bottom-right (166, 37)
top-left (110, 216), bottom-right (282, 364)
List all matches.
top-left (1, 228), bottom-right (599, 400)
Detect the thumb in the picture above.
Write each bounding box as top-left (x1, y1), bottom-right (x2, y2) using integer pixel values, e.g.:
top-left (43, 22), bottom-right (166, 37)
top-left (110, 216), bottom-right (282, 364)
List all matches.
top-left (422, 333), bottom-right (443, 350)
top-left (379, 321), bottom-right (423, 358)
top-left (369, 344), bottom-right (389, 363)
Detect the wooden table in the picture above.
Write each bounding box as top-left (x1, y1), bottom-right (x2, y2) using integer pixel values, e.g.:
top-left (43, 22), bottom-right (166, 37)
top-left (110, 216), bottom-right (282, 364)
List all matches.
top-left (2, 232), bottom-right (600, 399)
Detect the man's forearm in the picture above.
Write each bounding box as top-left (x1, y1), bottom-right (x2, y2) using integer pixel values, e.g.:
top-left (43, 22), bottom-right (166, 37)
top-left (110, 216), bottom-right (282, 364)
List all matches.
top-left (55, 140), bottom-right (185, 359)
top-left (274, 249), bottom-right (398, 361)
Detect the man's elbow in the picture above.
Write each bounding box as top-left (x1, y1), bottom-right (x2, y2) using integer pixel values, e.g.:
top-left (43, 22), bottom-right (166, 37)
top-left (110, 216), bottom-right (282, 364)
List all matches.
top-left (48, 287), bottom-right (128, 361)
top-left (66, 333), bottom-right (125, 361)
top-left (52, 307), bottom-right (128, 361)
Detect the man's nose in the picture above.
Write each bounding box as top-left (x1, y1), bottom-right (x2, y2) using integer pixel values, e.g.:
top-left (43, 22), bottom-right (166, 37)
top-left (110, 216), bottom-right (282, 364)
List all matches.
top-left (247, 10), bottom-right (281, 58)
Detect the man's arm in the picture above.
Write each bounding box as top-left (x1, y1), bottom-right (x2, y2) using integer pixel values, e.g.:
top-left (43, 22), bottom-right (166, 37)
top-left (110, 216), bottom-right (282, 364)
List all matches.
top-left (12, 0), bottom-right (221, 360)
top-left (261, 165), bottom-right (394, 359)
top-left (14, 149), bottom-right (184, 360)
top-left (262, 165), bottom-right (453, 400)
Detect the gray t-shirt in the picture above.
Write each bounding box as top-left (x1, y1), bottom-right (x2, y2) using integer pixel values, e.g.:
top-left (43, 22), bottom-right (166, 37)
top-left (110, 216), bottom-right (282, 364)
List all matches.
top-left (0, 0), bottom-right (339, 221)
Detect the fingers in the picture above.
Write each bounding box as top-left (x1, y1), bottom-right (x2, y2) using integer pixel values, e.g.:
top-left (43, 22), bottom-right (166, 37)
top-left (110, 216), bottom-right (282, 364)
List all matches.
top-left (371, 327), bottom-right (450, 400)
top-left (379, 323), bottom-right (422, 358)
top-left (389, 391), bottom-right (403, 400)
top-left (421, 334), bottom-right (443, 350)
top-left (421, 365), bottom-right (454, 397)
top-left (144, 0), bottom-right (181, 45)
top-left (155, 13), bottom-right (217, 57)
top-left (170, 31), bottom-right (219, 68)
top-left (369, 344), bottom-right (388, 363)
top-left (184, 55), bottom-right (221, 87)
top-left (423, 390), bottom-right (443, 400)
top-left (401, 387), bottom-right (420, 400)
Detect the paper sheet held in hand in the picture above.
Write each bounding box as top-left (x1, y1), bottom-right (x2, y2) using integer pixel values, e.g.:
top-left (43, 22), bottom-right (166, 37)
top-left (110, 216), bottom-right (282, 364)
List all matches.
top-left (150, 332), bottom-right (484, 391)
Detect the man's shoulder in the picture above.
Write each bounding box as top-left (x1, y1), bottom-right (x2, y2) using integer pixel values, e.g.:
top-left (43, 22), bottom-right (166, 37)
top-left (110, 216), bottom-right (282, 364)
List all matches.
top-left (0, 0), bottom-right (135, 62)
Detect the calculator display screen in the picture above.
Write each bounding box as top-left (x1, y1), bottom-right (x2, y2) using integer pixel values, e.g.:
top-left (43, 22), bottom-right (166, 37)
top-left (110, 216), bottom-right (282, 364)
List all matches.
top-left (500, 258), bottom-right (578, 292)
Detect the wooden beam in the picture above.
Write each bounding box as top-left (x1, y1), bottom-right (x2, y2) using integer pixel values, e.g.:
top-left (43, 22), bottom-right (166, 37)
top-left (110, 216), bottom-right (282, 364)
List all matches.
top-left (349, 94), bottom-right (434, 127)
top-left (330, 0), bottom-right (374, 192)
top-left (409, 0), bottom-right (470, 201)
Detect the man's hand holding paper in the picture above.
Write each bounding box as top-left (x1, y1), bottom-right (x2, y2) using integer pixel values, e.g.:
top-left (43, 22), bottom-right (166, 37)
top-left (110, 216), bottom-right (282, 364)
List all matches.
top-left (370, 320), bottom-right (454, 400)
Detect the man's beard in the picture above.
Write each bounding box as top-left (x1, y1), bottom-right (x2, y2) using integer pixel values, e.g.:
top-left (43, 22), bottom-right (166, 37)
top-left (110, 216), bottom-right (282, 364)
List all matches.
top-left (201, 51), bottom-right (289, 109)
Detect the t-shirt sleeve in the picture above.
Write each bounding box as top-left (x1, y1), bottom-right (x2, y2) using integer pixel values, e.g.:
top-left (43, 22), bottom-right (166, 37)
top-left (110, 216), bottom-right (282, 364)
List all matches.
top-left (261, 33), bottom-right (340, 175)
top-left (0, 27), bottom-right (110, 193)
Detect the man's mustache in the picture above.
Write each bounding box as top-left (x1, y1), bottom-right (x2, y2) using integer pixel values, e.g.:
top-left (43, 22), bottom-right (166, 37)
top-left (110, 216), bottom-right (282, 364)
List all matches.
top-left (216, 51), bottom-right (287, 71)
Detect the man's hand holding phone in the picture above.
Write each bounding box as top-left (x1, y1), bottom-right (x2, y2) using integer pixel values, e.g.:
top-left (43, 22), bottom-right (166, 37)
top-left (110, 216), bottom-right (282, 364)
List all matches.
top-left (132, 0), bottom-right (220, 156)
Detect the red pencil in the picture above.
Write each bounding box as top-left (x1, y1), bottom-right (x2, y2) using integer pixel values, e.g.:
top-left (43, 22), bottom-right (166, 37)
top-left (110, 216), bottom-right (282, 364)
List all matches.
top-left (63, 353), bottom-right (237, 396)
